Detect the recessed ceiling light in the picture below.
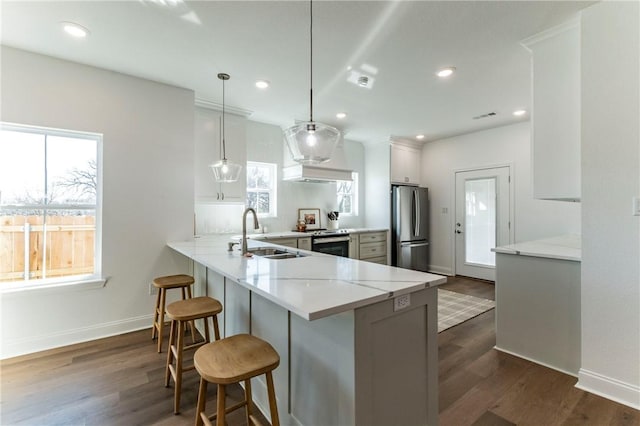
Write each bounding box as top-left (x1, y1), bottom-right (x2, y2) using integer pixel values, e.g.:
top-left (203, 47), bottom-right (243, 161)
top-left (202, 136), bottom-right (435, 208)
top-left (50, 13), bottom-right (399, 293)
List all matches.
top-left (62, 22), bottom-right (89, 38)
top-left (255, 80), bottom-right (270, 89)
top-left (436, 67), bottom-right (456, 78)
top-left (336, 112), bottom-right (347, 119)
top-left (513, 109), bottom-right (527, 116)
top-left (416, 134), bottom-right (425, 140)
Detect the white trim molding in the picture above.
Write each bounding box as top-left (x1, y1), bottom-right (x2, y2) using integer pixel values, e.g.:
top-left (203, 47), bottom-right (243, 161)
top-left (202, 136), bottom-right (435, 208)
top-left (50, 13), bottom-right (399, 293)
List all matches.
top-left (0, 314), bottom-right (152, 360)
top-left (428, 265), bottom-right (453, 276)
top-left (577, 369), bottom-right (640, 410)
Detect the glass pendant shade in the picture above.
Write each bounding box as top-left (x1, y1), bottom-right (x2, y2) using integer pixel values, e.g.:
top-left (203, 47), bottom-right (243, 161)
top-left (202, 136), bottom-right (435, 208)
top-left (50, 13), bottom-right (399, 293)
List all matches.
top-left (284, 121), bottom-right (340, 164)
top-left (210, 158), bottom-right (242, 183)
top-left (284, 0), bottom-right (341, 165)
top-left (211, 72), bottom-right (241, 183)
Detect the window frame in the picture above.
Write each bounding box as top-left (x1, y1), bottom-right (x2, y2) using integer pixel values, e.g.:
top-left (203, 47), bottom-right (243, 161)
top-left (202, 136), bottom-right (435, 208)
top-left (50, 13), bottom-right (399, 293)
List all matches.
top-left (337, 172), bottom-right (358, 216)
top-left (0, 122), bottom-right (104, 293)
top-left (245, 160), bottom-right (278, 218)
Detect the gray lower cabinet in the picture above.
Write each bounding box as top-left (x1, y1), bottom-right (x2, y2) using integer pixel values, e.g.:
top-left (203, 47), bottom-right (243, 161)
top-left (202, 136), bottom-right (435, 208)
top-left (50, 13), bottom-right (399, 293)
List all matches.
top-left (204, 266), bottom-right (437, 425)
top-left (359, 231), bottom-right (388, 265)
top-left (297, 237), bottom-right (311, 251)
top-left (263, 237), bottom-right (300, 249)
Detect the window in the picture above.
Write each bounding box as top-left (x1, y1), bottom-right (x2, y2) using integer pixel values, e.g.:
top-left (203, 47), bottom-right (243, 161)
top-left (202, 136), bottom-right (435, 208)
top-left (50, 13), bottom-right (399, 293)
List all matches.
top-left (0, 123), bottom-right (102, 286)
top-left (337, 172), bottom-right (358, 216)
top-left (246, 161), bottom-right (277, 217)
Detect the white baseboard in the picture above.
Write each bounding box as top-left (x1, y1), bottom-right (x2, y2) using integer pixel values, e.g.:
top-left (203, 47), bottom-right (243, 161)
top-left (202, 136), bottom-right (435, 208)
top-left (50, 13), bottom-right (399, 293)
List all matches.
top-left (428, 265), bottom-right (453, 276)
top-left (577, 368), bottom-right (640, 410)
top-left (1, 314), bottom-right (152, 360)
top-left (493, 345), bottom-right (578, 377)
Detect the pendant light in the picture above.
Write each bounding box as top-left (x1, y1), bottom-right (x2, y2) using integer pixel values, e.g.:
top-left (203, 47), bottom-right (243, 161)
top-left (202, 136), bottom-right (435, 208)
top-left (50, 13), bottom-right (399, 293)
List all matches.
top-left (283, 0), bottom-right (340, 164)
top-left (210, 73), bottom-right (242, 182)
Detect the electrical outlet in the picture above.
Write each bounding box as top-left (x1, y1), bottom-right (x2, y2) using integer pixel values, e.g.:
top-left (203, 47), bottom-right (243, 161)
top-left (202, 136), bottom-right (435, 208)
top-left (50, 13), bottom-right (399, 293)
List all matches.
top-left (633, 196), bottom-right (640, 216)
top-left (149, 282), bottom-right (158, 295)
top-left (394, 294), bottom-right (411, 311)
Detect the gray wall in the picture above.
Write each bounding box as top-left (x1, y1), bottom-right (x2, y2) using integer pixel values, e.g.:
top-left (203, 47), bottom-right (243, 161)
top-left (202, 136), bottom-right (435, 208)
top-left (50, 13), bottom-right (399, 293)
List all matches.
top-left (1, 47), bottom-right (195, 358)
top-left (421, 122), bottom-right (581, 275)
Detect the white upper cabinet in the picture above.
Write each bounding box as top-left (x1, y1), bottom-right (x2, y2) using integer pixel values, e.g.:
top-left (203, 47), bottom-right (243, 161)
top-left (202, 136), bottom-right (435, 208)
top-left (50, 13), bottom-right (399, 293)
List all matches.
top-left (194, 106), bottom-right (247, 203)
top-left (523, 20), bottom-right (581, 202)
top-left (390, 142), bottom-right (421, 185)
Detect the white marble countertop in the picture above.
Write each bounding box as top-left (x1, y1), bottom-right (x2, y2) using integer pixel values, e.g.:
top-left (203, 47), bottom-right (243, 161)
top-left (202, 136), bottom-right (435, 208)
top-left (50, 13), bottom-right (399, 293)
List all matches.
top-left (492, 234), bottom-right (581, 262)
top-left (168, 234), bottom-right (446, 320)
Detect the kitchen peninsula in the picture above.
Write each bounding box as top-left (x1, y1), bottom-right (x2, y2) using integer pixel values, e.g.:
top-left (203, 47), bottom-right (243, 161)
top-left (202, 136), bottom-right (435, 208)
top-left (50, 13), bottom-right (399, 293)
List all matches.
top-left (168, 234), bottom-right (446, 425)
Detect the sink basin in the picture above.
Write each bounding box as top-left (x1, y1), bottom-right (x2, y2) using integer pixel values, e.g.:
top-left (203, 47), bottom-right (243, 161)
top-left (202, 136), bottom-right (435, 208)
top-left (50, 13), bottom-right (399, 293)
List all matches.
top-left (248, 247), bottom-right (306, 260)
top-left (248, 247), bottom-right (288, 256)
top-left (262, 253), bottom-right (304, 260)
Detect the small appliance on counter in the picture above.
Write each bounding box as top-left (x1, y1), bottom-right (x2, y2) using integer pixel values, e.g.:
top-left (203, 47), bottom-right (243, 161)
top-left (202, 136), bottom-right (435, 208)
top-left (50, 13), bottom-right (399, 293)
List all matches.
top-left (391, 185), bottom-right (429, 272)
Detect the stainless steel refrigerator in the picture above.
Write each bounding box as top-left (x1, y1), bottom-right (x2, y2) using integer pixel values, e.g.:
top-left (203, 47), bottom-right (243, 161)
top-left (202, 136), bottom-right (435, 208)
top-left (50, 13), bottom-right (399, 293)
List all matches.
top-left (391, 185), bottom-right (429, 272)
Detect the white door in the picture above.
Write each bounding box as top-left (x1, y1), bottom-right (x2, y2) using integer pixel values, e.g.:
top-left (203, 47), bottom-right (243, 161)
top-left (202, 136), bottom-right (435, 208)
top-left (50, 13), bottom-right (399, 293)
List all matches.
top-left (455, 167), bottom-right (511, 281)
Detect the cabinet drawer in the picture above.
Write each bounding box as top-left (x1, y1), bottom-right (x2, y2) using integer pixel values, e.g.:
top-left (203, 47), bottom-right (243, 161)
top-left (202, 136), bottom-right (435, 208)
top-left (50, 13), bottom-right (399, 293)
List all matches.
top-left (360, 241), bottom-right (386, 259)
top-left (363, 255), bottom-right (387, 265)
top-left (359, 232), bottom-right (386, 244)
top-left (266, 238), bottom-right (298, 248)
top-left (297, 237), bottom-right (311, 251)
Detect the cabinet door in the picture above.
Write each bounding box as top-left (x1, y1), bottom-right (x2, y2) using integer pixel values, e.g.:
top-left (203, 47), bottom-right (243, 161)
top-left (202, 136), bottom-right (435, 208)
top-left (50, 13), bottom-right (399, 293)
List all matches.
top-left (266, 237), bottom-right (298, 249)
top-left (348, 234), bottom-right (359, 259)
top-left (194, 107), bottom-right (247, 203)
top-left (526, 22), bottom-right (580, 201)
top-left (390, 144), bottom-right (420, 185)
top-left (218, 113), bottom-right (247, 202)
top-left (194, 108), bottom-right (221, 202)
top-left (298, 237), bottom-right (312, 251)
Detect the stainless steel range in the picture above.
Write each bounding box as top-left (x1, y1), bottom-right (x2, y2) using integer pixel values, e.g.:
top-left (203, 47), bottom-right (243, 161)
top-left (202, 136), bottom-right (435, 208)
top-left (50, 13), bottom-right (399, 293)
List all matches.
top-left (309, 229), bottom-right (350, 257)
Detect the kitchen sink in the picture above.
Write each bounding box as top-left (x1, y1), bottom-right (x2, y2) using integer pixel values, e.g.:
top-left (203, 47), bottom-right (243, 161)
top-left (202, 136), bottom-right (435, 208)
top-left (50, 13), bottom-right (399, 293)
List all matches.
top-left (248, 247), bottom-right (306, 259)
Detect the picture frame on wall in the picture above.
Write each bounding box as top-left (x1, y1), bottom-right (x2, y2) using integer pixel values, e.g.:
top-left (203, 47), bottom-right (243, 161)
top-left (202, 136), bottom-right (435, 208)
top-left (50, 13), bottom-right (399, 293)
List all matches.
top-left (298, 208), bottom-right (321, 230)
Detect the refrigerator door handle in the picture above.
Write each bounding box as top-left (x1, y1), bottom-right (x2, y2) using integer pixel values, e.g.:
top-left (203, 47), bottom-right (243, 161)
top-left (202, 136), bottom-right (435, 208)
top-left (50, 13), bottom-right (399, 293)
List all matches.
top-left (415, 189), bottom-right (420, 236)
top-left (400, 241), bottom-right (430, 248)
top-left (412, 189), bottom-right (418, 237)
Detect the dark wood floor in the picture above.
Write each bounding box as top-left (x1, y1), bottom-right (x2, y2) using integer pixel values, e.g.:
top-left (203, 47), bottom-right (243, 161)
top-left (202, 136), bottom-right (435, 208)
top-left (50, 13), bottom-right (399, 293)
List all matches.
top-left (1, 276), bottom-right (638, 425)
top-left (438, 276), bottom-right (639, 426)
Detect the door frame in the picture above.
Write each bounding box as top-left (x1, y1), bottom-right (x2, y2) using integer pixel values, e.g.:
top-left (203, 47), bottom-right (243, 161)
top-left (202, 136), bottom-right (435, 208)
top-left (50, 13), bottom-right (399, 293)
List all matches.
top-left (450, 163), bottom-right (515, 278)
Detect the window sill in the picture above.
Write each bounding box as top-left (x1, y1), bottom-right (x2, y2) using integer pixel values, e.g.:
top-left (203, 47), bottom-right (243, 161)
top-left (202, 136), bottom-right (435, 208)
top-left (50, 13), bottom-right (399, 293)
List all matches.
top-left (0, 275), bottom-right (108, 296)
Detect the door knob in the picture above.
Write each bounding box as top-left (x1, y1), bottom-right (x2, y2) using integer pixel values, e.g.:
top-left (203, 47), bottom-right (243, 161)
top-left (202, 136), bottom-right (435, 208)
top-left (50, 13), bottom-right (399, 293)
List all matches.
top-left (455, 230), bottom-right (462, 234)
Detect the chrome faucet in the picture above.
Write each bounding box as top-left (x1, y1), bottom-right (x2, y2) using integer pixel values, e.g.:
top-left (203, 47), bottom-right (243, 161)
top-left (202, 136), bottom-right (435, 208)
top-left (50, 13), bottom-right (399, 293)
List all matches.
top-left (242, 207), bottom-right (260, 255)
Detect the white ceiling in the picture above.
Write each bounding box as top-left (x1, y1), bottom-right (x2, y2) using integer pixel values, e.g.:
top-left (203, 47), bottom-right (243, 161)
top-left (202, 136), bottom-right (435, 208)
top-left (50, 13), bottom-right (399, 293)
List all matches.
top-left (1, 0), bottom-right (595, 145)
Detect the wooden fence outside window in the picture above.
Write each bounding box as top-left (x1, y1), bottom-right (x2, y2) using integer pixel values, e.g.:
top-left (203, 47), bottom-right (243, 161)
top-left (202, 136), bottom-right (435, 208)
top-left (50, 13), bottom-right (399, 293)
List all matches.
top-left (0, 215), bottom-right (95, 282)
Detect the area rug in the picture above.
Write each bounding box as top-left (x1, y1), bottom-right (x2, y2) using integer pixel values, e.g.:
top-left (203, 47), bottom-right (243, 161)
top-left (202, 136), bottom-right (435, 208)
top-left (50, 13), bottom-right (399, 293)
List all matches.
top-left (438, 289), bottom-right (495, 333)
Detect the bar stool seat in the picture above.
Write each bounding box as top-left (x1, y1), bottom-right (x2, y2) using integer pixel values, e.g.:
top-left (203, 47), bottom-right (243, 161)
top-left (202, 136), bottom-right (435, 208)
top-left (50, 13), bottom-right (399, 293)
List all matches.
top-left (151, 274), bottom-right (195, 353)
top-left (165, 296), bottom-right (222, 414)
top-left (194, 334), bottom-right (280, 426)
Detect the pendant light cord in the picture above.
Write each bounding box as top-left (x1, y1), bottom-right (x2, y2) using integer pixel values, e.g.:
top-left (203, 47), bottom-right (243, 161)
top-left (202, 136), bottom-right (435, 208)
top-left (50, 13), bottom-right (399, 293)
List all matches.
top-left (309, 0), bottom-right (314, 123)
top-left (222, 76), bottom-right (227, 160)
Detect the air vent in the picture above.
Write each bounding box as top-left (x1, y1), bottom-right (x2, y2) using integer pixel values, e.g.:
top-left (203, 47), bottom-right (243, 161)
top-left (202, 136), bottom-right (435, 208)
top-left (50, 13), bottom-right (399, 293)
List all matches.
top-left (472, 112), bottom-right (497, 120)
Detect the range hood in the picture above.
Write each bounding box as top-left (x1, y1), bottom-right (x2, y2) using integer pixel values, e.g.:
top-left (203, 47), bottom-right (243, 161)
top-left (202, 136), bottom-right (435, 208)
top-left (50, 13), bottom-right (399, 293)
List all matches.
top-left (282, 164), bottom-right (353, 183)
top-left (282, 138), bottom-right (354, 183)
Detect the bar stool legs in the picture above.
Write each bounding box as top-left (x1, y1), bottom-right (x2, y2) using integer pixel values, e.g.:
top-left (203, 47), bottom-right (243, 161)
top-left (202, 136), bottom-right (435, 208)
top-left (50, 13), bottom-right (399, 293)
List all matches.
top-left (151, 274), bottom-right (196, 353)
top-left (164, 296), bottom-right (222, 414)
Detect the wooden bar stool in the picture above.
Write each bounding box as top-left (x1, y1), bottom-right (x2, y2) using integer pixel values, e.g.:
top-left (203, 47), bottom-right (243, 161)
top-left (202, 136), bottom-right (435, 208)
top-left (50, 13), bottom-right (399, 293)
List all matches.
top-left (164, 296), bottom-right (222, 414)
top-left (151, 274), bottom-right (196, 353)
top-left (194, 334), bottom-right (280, 426)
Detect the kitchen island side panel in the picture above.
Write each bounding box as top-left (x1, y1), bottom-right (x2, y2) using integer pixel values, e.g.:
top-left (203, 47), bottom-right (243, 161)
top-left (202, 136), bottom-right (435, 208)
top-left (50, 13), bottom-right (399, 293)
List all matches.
top-left (250, 291), bottom-right (290, 425)
top-left (355, 287), bottom-right (438, 426)
top-left (290, 311), bottom-right (356, 425)
top-left (495, 252), bottom-right (581, 375)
